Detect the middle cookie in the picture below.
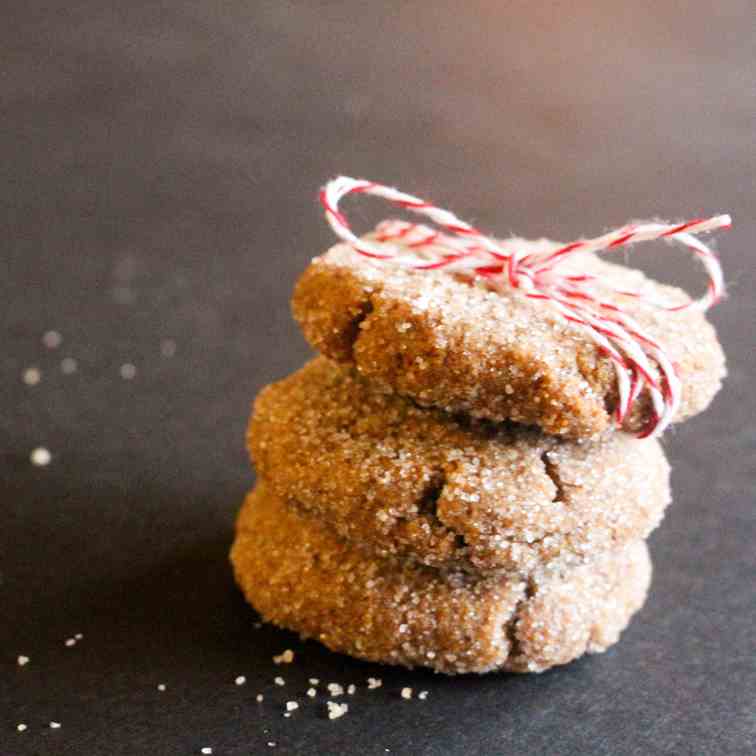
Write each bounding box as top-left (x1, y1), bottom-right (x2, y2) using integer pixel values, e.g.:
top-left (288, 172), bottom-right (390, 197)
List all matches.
top-left (249, 357), bottom-right (671, 577)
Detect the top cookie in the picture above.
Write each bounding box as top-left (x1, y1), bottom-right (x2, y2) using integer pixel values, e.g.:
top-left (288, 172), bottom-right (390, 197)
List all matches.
top-left (292, 240), bottom-right (726, 439)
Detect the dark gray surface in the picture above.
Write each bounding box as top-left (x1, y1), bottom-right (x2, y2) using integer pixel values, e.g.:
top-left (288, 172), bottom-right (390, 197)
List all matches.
top-left (2, 2), bottom-right (755, 754)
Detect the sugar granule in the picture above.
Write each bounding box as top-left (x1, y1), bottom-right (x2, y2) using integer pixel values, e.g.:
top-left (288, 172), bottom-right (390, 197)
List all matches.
top-left (64, 637), bottom-right (76, 647)
top-left (157, 684), bottom-right (166, 691)
top-left (43, 330), bottom-right (62, 349)
top-left (201, 748), bottom-right (212, 755)
top-left (267, 742), bottom-right (276, 748)
top-left (235, 675), bottom-right (246, 686)
top-left (75, 633), bottom-right (83, 640)
top-left (274, 676), bottom-right (285, 686)
top-left (61, 357), bottom-right (77, 375)
top-left (286, 701), bottom-right (299, 712)
top-left (400, 687), bottom-right (412, 700)
top-left (61, 357), bottom-right (77, 374)
top-left (256, 694), bottom-right (264, 702)
top-left (120, 363), bottom-right (137, 380)
top-left (22, 367), bottom-right (41, 386)
top-left (418, 690), bottom-right (429, 700)
top-left (160, 339), bottom-right (177, 358)
top-left (367, 677), bottom-right (382, 689)
top-left (31, 447), bottom-right (51, 467)
top-left (50, 722), bottom-right (61, 729)
top-left (327, 701), bottom-right (348, 720)
top-left (306, 687), bottom-right (316, 698)
top-left (308, 678), bottom-right (319, 685)
top-left (273, 649), bottom-right (294, 664)
top-left (347, 684), bottom-right (356, 695)
top-left (17, 723), bottom-right (27, 732)
top-left (17, 655), bottom-right (30, 666)
top-left (327, 683), bottom-right (344, 697)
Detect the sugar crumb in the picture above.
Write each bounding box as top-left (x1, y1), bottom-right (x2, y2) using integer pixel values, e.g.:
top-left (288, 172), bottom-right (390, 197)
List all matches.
top-left (274, 676), bottom-right (285, 686)
top-left (308, 678), bottom-right (319, 685)
top-left (17, 655), bottom-right (30, 667)
top-left (120, 363), bottom-right (137, 380)
top-left (256, 694), bottom-right (264, 702)
top-left (327, 683), bottom-right (344, 697)
top-left (61, 357), bottom-right (78, 374)
top-left (400, 687), bottom-right (413, 700)
top-left (273, 649), bottom-right (294, 664)
top-left (285, 701), bottom-right (299, 712)
top-left (327, 701), bottom-right (349, 720)
top-left (22, 367), bottom-right (41, 386)
top-left (49, 721), bottom-right (61, 729)
top-left (160, 339), bottom-right (177, 358)
top-left (43, 330), bottom-right (62, 349)
top-left (17, 723), bottom-right (27, 732)
top-left (31, 447), bottom-right (52, 467)
top-left (367, 677), bottom-right (382, 689)
top-left (157, 683), bottom-right (167, 691)
top-left (306, 687), bottom-right (316, 698)
top-left (201, 748), bottom-right (213, 755)
top-left (235, 675), bottom-right (246, 686)
top-left (347, 684), bottom-right (356, 695)
top-left (418, 690), bottom-right (429, 700)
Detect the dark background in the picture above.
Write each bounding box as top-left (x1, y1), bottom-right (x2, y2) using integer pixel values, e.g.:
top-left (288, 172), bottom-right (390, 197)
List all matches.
top-left (2, 2), bottom-right (754, 754)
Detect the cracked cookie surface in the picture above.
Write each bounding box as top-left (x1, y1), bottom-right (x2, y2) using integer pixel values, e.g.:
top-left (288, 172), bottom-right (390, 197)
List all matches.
top-left (231, 486), bottom-right (652, 674)
top-left (249, 358), bottom-right (671, 577)
top-left (292, 240), bottom-right (726, 439)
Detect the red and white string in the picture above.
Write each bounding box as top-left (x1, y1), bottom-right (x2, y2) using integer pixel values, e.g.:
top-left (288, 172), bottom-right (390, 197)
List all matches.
top-left (319, 176), bottom-right (730, 437)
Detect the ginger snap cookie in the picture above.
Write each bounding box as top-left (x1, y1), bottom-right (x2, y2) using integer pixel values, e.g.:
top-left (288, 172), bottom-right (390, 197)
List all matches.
top-left (292, 243), bottom-right (725, 439)
top-left (231, 486), bottom-right (652, 674)
top-left (249, 357), bottom-right (671, 577)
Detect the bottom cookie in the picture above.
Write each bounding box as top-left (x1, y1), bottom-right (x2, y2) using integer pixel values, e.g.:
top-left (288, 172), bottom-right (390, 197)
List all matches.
top-left (231, 486), bottom-right (652, 674)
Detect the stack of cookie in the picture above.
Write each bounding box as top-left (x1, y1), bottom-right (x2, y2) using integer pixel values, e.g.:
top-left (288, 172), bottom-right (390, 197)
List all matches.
top-left (231, 236), bottom-right (725, 674)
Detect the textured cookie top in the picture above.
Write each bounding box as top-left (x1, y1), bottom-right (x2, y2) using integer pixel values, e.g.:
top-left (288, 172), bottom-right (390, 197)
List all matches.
top-left (292, 240), bottom-right (726, 438)
top-left (249, 358), bottom-right (671, 576)
top-left (232, 486), bottom-right (652, 674)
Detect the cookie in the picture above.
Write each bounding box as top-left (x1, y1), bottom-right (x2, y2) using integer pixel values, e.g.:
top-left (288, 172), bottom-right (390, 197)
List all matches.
top-left (231, 486), bottom-right (652, 674)
top-left (249, 358), bottom-right (671, 577)
top-left (292, 241), bottom-right (726, 438)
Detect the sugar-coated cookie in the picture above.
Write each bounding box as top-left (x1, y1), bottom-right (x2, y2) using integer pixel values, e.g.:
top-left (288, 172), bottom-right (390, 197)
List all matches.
top-left (292, 242), bottom-right (725, 438)
top-left (249, 358), bottom-right (671, 577)
top-left (231, 486), bottom-right (652, 674)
